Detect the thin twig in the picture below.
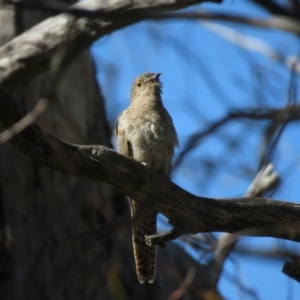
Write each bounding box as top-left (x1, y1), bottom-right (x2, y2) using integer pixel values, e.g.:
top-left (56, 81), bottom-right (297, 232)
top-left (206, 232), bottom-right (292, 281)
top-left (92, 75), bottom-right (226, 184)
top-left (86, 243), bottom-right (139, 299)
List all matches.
top-left (205, 163), bottom-right (280, 288)
top-left (173, 106), bottom-right (300, 170)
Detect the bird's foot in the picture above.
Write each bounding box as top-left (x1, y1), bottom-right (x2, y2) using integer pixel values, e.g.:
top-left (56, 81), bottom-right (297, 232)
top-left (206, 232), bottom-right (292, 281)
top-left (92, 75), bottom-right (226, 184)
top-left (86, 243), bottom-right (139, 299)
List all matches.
top-left (145, 229), bottom-right (182, 247)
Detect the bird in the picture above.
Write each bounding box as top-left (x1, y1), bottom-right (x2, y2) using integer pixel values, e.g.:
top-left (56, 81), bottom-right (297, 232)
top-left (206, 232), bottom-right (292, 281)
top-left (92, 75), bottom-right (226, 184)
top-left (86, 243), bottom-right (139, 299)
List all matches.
top-left (115, 72), bottom-right (178, 284)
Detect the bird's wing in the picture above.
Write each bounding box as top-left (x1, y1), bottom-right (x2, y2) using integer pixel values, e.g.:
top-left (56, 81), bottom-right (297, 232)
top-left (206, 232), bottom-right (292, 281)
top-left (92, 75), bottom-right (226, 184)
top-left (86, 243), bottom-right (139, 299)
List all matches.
top-left (115, 111), bottom-right (133, 158)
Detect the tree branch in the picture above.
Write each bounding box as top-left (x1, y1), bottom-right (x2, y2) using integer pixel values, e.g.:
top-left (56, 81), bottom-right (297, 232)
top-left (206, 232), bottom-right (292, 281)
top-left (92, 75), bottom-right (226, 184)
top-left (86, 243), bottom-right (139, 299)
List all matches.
top-left (282, 256), bottom-right (300, 283)
top-left (1, 86), bottom-right (300, 244)
top-left (173, 106), bottom-right (300, 169)
top-left (205, 163), bottom-right (281, 288)
top-left (2, 0), bottom-right (300, 90)
top-left (253, 0), bottom-right (300, 19)
top-left (0, 0), bottom-right (217, 89)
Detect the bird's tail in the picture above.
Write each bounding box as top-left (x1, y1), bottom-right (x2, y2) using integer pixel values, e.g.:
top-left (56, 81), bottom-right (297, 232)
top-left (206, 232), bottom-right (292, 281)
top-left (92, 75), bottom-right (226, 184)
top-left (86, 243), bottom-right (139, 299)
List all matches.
top-left (130, 199), bottom-right (157, 284)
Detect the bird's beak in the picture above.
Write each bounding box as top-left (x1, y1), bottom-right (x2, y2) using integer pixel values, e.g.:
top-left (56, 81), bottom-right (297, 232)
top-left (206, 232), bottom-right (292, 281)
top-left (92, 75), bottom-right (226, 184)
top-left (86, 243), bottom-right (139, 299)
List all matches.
top-left (154, 73), bottom-right (162, 81)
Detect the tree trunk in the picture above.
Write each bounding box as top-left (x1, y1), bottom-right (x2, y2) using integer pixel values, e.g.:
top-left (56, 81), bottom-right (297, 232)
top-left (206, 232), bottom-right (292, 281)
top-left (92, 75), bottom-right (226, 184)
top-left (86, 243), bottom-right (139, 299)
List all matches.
top-left (0, 2), bottom-right (123, 299)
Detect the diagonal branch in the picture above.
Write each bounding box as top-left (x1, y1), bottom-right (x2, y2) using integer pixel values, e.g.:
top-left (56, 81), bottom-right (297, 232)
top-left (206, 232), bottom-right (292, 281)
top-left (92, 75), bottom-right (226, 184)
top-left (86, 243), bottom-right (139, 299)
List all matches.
top-left (253, 0), bottom-right (300, 18)
top-left (2, 0), bottom-right (300, 90)
top-left (1, 86), bottom-right (300, 244)
top-left (282, 256), bottom-right (300, 283)
top-left (0, 0), bottom-right (216, 89)
top-left (173, 106), bottom-right (300, 169)
top-left (205, 163), bottom-right (280, 288)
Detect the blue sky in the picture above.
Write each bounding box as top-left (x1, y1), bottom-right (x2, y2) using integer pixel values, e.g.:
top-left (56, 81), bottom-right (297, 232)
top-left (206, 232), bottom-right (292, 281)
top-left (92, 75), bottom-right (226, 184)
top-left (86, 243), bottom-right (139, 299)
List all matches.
top-left (91, 1), bottom-right (300, 299)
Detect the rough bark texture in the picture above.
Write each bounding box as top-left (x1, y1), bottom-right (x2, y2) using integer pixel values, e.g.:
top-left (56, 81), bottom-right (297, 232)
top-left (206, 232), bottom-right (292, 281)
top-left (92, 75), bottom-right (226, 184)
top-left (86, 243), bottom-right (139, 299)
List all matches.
top-left (0, 1), bottom-right (122, 300)
top-left (0, 0), bottom-right (221, 90)
top-left (0, 1), bottom-right (223, 300)
top-left (1, 85), bottom-right (300, 245)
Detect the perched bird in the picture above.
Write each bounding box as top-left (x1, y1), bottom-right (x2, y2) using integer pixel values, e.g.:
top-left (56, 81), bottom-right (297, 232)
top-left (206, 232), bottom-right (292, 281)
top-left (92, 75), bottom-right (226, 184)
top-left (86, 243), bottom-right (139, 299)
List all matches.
top-left (115, 72), bottom-right (178, 284)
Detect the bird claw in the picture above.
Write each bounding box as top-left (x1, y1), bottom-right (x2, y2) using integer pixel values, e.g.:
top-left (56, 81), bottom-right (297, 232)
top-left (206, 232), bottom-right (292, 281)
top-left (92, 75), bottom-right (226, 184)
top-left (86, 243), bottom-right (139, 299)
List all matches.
top-left (145, 235), bottom-right (152, 246)
top-left (145, 235), bottom-right (166, 248)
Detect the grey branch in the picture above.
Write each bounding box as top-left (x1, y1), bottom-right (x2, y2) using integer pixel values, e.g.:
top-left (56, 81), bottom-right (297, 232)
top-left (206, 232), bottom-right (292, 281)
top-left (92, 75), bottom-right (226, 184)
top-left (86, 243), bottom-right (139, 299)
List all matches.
top-left (246, 164), bottom-right (280, 197)
top-left (0, 0), bottom-right (216, 89)
top-left (205, 163), bottom-right (281, 288)
top-left (2, 0), bottom-right (300, 89)
top-left (1, 86), bottom-right (300, 244)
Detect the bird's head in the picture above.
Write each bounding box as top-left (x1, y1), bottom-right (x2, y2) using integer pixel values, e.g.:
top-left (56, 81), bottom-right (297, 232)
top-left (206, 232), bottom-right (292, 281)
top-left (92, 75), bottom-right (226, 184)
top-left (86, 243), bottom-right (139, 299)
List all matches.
top-left (130, 72), bottom-right (162, 104)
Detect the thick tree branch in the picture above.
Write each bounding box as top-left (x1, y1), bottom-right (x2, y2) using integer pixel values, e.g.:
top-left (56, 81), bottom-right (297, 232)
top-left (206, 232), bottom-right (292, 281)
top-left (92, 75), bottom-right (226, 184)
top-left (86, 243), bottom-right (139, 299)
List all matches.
top-left (1, 86), bottom-right (300, 244)
top-left (2, 0), bottom-right (300, 90)
top-left (0, 0), bottom-right (217, 89)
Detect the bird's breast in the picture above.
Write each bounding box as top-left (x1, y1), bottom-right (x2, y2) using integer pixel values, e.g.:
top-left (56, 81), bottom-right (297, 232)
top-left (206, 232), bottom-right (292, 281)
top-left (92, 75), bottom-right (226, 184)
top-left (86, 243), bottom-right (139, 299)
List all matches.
top-left (128, 120), bottom-right (175, 165)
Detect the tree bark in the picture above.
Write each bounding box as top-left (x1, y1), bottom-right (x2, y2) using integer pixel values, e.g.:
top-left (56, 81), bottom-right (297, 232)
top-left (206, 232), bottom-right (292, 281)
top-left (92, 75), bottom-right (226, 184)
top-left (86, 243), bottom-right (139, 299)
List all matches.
top-left (0, 1), bottom-right (224, 300)
top-left (1, 85), bottom-right (300, 245)
top-left (0, 0), bottom-right (220, 90)
top-left (0, 1), bottom-right (123, 299)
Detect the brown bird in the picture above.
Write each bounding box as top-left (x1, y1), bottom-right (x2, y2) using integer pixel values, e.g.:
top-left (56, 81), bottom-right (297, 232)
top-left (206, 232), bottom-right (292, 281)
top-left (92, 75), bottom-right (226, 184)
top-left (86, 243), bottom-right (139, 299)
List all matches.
top-left (115, 72), bottom-right (178, 284)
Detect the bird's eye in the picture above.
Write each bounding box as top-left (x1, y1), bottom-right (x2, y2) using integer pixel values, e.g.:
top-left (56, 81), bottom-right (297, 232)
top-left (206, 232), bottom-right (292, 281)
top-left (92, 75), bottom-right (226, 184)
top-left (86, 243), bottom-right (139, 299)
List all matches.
top-left (136, 81), bottom-right (142, 87)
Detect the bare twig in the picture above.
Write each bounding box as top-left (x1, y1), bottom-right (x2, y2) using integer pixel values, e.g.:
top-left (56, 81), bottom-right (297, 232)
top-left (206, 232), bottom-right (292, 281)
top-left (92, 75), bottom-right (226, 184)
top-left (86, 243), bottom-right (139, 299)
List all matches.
top-left (173, 106), bottom-right (300, 170)
top-left (246, 164), bottom-right (280, 197)
top-left (260, 60), bottom-right (298, 168)
top-left (168, 266), bottom-right (198, 300)
top-left (202, 22), bottom-right (300, 73)
top-left (0, 97), bottom-right (48, 144)
top-left (205, 163), bottom-right (280, 288)
top-left (0, 17), bottom-right (94, 145)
